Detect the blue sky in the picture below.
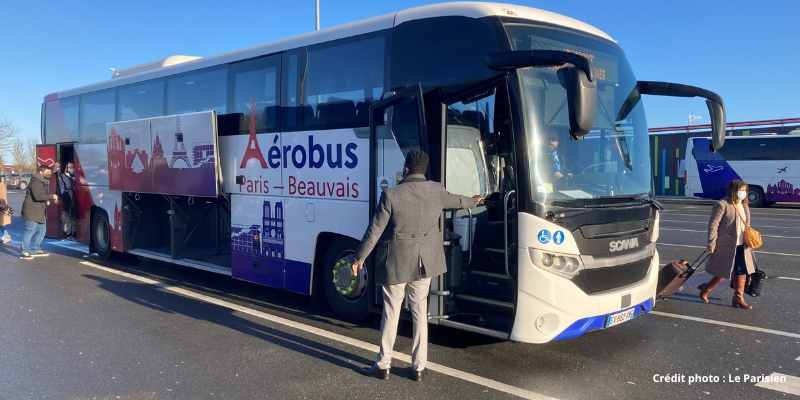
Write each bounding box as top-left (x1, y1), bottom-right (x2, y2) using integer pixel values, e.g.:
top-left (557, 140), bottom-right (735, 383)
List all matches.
top-left (1, 0), bottom-right (797, 143)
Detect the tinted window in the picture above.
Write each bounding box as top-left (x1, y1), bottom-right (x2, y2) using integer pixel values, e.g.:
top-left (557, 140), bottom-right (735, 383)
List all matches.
top-left (44, 96), bottom-right (79, 143)
top-left (290, 33), bottom-right (385, 130)
top-left (282, 50), bottom-right (303, 131)
top-left (80, 89), bottom-right (116, 143)
top-left (780, 137), bottom-right (800, 160)
top-left (226, 55), bottom-right (280, 135)
top-left (391, 17), bottom-right (501, 90)
top-left (118, 80), bottom-right (165, 120)
top-left (167, 67), bottom-right (227, 115)
top-left (719, 138), bottom-right (785, 161)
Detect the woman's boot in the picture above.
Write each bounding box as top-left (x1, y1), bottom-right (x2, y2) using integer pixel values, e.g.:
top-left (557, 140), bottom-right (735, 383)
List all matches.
top-left (698, 276), bottom-right (722, 304)
top-left (731, 275), bottom-right (753, 310)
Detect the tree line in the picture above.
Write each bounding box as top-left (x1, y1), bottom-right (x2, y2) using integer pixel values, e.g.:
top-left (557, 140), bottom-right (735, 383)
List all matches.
top-left (0, 120), bottom-right (37, 173)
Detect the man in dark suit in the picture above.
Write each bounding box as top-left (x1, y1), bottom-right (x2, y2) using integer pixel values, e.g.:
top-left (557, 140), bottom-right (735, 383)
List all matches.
top-left (352, 150), bottom-right (482, 381)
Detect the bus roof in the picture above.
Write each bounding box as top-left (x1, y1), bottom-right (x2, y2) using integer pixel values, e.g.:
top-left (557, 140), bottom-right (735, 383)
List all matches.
top-left (45, 2), bottom-right (614, 100)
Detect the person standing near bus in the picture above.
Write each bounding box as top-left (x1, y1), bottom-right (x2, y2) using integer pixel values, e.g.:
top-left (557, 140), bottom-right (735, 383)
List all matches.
top-left (351, 150), bottom-right (483, 381)
top-left (0, 175), bottom-right (12, 245)
top-left (56, 162), bottom-right (77, 238)
top-left (20, 164), bottom-right (58, 259)
top-left (699, 179), bottom-right (756, 309)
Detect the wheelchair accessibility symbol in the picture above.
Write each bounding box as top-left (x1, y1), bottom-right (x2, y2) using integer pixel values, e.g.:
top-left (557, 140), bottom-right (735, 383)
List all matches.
top-left (537, 229), bottom-right (551, 244)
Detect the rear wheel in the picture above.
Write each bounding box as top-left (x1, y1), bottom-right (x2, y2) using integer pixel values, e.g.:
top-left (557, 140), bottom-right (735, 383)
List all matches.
top-left (322, 239), bottom-right (370, 321)
top-left (91, 210), bottom-right (112, 260)
top-left (748, 186), bottom-right (766, 208)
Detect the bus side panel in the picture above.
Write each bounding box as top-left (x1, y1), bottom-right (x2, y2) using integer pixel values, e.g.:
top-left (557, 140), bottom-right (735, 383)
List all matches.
top-left (222, 128), bottom-right (371, 295)
top-left (689, 138), bottom-right (740, 199)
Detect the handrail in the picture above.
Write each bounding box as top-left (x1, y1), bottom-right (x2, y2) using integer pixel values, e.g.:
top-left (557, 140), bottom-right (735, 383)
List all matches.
top-left (466, 207), bottom-right (473, 266)
top-left (503, 190), bottom-right (516, 278)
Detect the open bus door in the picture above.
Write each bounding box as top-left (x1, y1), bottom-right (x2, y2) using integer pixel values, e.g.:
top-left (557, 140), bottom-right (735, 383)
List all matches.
top-left (35, 144), bottom-right (62, 239)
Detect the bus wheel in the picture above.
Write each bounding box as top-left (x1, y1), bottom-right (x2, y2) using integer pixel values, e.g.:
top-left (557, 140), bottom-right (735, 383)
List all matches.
top-left (91, 210), bottom-right (112, 260)
top-left (18, 181), bottom-right (27, 191)
top-left (322, 239), bottom-right (369, 321)
top-left (748, 186), bottom-right (766, 208)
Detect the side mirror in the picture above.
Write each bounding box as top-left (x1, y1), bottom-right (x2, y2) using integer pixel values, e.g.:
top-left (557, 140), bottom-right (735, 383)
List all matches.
top-left (619, 81), bottom-right (727, 151)
top-left (706, 100), bottom-right (726, 151)
top-left (487, 50), bottom-right (597, 139)
top-left (558, 65), bottom-right (597, 139)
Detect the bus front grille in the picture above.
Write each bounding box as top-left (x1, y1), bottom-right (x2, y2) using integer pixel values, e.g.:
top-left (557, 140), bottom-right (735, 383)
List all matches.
top-left (571, 257), bottom-right (652, 295)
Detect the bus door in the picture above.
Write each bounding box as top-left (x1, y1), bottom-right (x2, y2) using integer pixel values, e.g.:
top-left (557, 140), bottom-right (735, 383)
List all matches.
top-left (437, 79), bottom-right (518, 338)
top-left (367, 85), bottom-right (429, 308)
top-left (35, 144), bottom-right (63, 239)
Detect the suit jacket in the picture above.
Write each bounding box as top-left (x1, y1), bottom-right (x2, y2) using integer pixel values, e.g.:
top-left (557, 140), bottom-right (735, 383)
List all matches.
top-left (707, 200), bottom-right (756, 278)
top-left (355, 174), bottom-right (477, 285)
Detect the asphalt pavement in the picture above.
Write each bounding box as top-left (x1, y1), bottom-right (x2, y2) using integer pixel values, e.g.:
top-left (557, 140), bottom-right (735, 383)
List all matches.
top-left (1, 191), bottom-right (798, 400)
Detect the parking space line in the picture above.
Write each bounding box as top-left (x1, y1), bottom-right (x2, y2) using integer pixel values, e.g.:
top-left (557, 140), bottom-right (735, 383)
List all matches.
top-left (659, 227), bottom-right (800, 240)
top-left (661, 219), bottom-right (800, 230)
top-left (777, 277), bottom-right (800, 282)
top-left (650, 311), bottom-right (800, 339)
top-left (76, 261), bottom-right (558, 400)
top-left (754, 373), bottom-right (800, 396)
top-left (657, 242), bottom-right (800, 258)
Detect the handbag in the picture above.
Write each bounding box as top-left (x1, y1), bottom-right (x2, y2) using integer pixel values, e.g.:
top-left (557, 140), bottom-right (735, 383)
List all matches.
top-left (736, 207), bottom-right (763, 250)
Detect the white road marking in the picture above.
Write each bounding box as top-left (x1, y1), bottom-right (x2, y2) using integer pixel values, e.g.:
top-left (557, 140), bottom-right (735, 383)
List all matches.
top-left (76, 261), bottom-right (558, 400)
top-left (662, 218), bottom-right (800, 230)
top-left (796, 356), bottom-right (800, 361)
top-left (664, 212), bottom-right (800, 222)
top-left (659, 227), bottom-right (800, 240)
top-left (754, 372), bottom-right (800, 396)
top-left (777, 277), bottom-right (800, 282)
top-left (657, 242), bottom-right (800, 258)
top-left (650, 311), bottom-right (800, 339)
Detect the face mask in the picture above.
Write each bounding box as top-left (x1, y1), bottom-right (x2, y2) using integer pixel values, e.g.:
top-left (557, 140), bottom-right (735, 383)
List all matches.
top-left (737, 191), bottom-right (747, 201)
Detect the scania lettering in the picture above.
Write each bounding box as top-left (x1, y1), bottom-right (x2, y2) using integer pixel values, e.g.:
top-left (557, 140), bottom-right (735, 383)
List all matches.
top-left (609, 238), bottom-right (640, 253)
top-left (39, 2), bottom-right (726, 343)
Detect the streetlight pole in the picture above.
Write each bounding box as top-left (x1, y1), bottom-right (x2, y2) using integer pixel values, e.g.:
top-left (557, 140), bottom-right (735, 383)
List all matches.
top-left (315, 0), bottom-right (320, 31)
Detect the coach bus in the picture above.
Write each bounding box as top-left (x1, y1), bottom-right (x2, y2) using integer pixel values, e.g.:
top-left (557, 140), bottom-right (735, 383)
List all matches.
top-left (39, 2), bottom-right (726, 343)
top-left (685, 135), bottom-right (800, 207)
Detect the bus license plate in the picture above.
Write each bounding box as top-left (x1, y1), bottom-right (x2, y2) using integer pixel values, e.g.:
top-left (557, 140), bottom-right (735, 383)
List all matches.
top-left (605, 308), bottom-right (636, 328)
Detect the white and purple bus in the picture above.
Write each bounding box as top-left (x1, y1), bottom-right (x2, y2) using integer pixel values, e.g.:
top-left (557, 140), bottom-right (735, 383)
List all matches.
top-left (39, 2), bottom-right (726, 343)
top-left (685, 135), bottom-right (800, 206)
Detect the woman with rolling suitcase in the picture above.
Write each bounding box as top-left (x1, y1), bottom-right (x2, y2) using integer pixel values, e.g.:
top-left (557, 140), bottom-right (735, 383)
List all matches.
top-left (698, 180), bottom-right (760, 310)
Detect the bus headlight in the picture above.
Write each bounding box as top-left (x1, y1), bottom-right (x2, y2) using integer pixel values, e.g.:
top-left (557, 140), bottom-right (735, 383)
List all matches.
top-left (528, 248), bottom-right (583, 279)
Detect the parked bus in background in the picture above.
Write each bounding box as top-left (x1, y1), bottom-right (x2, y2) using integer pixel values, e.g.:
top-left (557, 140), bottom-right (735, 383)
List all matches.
top-left (38, 2), bottom-right (726, 343)
top-left (685, 135), bottom-right (800, 206)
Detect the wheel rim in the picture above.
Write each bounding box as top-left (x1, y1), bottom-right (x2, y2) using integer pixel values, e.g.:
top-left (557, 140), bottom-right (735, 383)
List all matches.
top-left (95, 218), bottom-right (109, 252)
top-left (331, 250), bottom-right (367, 301)
top-left (748, 190), bottom-right (760, 203)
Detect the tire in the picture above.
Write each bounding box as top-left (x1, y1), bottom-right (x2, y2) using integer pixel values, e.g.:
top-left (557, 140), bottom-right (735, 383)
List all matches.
top-left (321, 239), bottom-right (370, 322)
top-left (748, 186), bottom-right (766, 208)
top-left (91, 210), bottom-right (112, 260)
top-left (18, 181), bottom-right (27, 191)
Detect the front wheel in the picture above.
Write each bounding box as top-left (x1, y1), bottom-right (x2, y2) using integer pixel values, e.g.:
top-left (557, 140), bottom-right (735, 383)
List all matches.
top-left (748, 186), bottom-right (766, 208)
top-left (322, 239), bottom-right (370, 321)
top-left (91, 210), bottom-right (112, 260)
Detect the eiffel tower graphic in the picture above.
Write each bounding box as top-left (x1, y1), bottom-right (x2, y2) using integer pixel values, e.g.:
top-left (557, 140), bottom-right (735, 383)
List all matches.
top-left (170, 116), bottom-right (191, 169)
top-left (239, 99), bottom-right (267, 169)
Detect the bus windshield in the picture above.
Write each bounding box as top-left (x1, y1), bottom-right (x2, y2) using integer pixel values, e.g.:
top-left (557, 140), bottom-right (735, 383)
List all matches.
top-left (506, 24), bottom-right (651, 208)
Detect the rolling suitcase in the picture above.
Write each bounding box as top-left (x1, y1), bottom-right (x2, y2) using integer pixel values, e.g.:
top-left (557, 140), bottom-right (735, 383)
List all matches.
top-left (657, 251), bottom-right (709, 299)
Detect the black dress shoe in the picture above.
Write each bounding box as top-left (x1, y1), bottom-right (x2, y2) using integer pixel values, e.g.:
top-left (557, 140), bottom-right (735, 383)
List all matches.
top-left (362, 365), bottom-right (389, 380)
top-left (413, 369), bottom-right (424, 382)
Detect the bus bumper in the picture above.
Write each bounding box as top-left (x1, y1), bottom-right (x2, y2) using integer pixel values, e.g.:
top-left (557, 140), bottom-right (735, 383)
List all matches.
top-left (509, 249), bottom-right (659, 344)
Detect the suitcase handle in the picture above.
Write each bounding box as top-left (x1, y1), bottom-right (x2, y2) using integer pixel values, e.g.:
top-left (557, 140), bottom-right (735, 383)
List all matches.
top-left (689, 250), bottom-right (710, 272)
